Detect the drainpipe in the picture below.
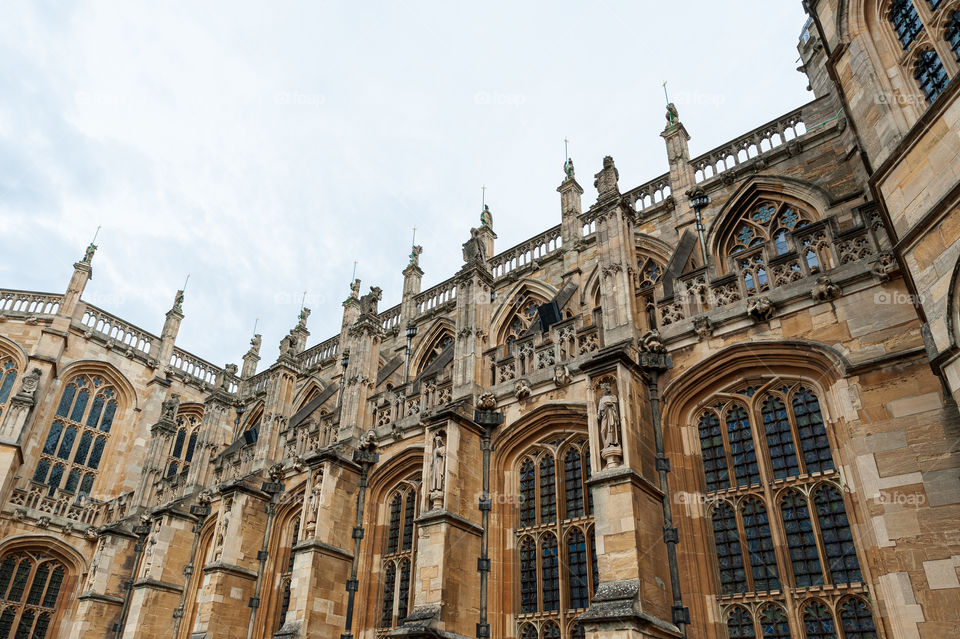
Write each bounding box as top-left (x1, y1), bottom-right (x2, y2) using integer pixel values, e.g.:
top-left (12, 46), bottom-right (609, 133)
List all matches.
top-left (645, 360), bottom-right (688, 636)
top-left (474, 406), bottom-right (504, 639)
top-left (342, 445), bottom-right (379, 639)
top-left (246, 482), bottom-right (284, 639)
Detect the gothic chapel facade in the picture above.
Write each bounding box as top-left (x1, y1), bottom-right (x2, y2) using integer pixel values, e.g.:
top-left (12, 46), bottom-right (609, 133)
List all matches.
top-left (1, 2), bottom-right (959, 638)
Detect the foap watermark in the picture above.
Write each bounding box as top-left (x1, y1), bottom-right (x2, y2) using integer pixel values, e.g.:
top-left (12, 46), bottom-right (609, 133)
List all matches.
top-left (275, 91), bottom-right (326, 108)
top-left (474, 91), bottom-right (526, 107)
top-left (474, 490), bottom-right (526, 506)
top-left (873, 291), bottom-right (924, 306)
top-left (874, 92), bottom-right (928, 107)
top-left (874, 490), bottom-right (926, 507)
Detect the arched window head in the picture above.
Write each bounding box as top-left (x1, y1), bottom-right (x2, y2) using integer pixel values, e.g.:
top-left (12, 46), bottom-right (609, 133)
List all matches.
top-left (34, 374), bottom-right (121, 498)
top-left (838, 596), bottom-right (877, 638)
top-left (498, 292), bottom-right (547, 348)
top-left (759, 604), bottom-right (790, 639)
top-left (712, 502), bottom-right (746, 595)
top-left (721, 200), bottom-right (814, 261)
top-left (0, 550), bottom-right (68, 639)
top-left (0, 357), bottom-right (19, 421)
top-left (801, 600), bottom-right (838, 639)
top-left (888, 0), bottom-right (924, 47)
top-left (417, 330), bottom-right (454, 375)
top-left (636, 256), bottom-right (664, 290)
top-left (780, 490), bottom-right (823, 587)
top-left (166, 410), bottom-right (202, 478)
top-left (380, 481), bottom-right (418, 629)
top-left (914, 49), bottom-right (950, 102)
top-left (726, 605), bottom-right (755, 638)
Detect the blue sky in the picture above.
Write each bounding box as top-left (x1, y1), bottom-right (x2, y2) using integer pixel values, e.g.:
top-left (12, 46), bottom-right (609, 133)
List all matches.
top-left (0, 1), bottom-right (811, 370)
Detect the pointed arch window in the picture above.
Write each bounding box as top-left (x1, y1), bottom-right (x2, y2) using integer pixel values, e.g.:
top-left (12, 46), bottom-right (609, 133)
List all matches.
top-left (0, 551), bottom-right (67, 639)
top-left (914, 49), bottom-right (950, 102)
top-left (759, 604), bottom-right (791, 639)
top-left (166, 412), bottom-right (201, 478)
top-left (499, 292), bottom-right (547, 349)
top-left (889, 0), bottom-right (924, 47)
top-left (417, 330), bottom-right (454, 375)
top-left (801, 600), bottom-right (837, 639)
top-left (726, 605), bottom-right (756, 638)
top-left (726, 405), bottom-right (761, 487)
top-left (380, 483), bottom-right (418, 629)
top-left (742, 498), bottom-right (780, 592)
top-left (275, 516), bottom-right (300, 633)
top-left (33, 375), bottom-right (120, 498)
top-left (0, 358), bottom-right (18, 421)
top-left (838, 596), bottom-right (877, 638)
top-left (515, 438), bottom-right (596, 636)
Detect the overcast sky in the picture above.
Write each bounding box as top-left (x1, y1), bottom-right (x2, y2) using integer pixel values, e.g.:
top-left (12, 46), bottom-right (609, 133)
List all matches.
top-left (1, 1), bottom-right (811, 371)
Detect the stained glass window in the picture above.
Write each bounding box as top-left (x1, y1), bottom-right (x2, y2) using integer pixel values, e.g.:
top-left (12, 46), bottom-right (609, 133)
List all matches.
top-left (519, 536), bottom-right (538, 614)
top-left (839, 596), bottom-right (877, 639)
top-left (713, 503), bottom-right (746, 594)
top-left (759, 604), bottom-right (791, 639)
top-left (380, 561), bottom-right (396, 628)
top-left (948, 12), bottom-right (960, 60)
top-left (397, 558), bottom-right (411, 623)
top-left (762, 396), bottom-right (799, 479)
top-left (727, 606), bottom-right (756, 638)
top-left (387, 494), bottom-right (402, 554)
top-left (520, 459), bottom-right (536, 527)
top-left (0, 553), bottom-right (66, 639)
top-left (915, 49), bottom-right (949, 102)
top-left (698, 412), bottom-right (730, 492)
top-left (563, 449), bottom-right (584, 520)
top-left (781, 490), bottom-right (823, 587)
top-left (381, 485), bottom-right (418, 628)
top-left (793, 388), bottom-right (833, 474)
top-left (890, 0), bottom-right (924, 47)
top-left (814, 485), bottom-right (861, 585)
top-left (726, 406), bottom-right (761, 487)
top-left (0, 359), bottom-right (17, 420)
top-left (567, 529), bottom-right (589, 610)
top-left (540, 457), bottom-right (557, 524)
top-left (802, 600), bottom-right (837, 639)
top-left (742, 498), bottom-right (780, 592)
top-left (541, 534), bottom-right (560, 612)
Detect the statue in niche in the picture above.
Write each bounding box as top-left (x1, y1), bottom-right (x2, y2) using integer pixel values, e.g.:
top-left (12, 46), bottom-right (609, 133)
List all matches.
top-left (429, 432), bottom-right (446, 509)
top-left (305, 470), bottom-right (323, 535)
top-left (160, 394), bottom-right (180, 423)
top-left (597, 382), bottom-right (623, 469)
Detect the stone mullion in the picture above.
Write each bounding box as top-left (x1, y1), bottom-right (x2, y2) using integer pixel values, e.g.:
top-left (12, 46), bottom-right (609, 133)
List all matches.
top-left (715, 406), bottom-right (739, 491)
top-left (732, 500), bottom-right (755, 593)
top-left (552, 451), bottom-right (565, 630)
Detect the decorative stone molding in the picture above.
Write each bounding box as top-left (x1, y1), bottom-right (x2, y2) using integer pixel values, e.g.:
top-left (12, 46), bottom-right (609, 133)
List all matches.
top-left (810, 276), bottom-right (841, 302)
top-left (693, 315), bottom-right (713, 340)
top-left (747, 296), bottom-right (775, 322)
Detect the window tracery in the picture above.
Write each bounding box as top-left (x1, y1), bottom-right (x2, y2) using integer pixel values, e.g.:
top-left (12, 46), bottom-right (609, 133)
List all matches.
top-left (33, 375), bottom-right (120, 498)
top-left (165, 410), bottom-right (201, 478)
top-left (499, 292), bottom-right (547, 349)
top-left (379, 482), bottom-right (418, 630)
top-left (693, 377), bottom-right (875, 635)
top-left (0, 551), bottom-right (67, 639)
top-left (0, 358), bottom-right (18, 422)
top-left (883, 0), bottom-right (956, 103)
top-left (515, 436), bottom-right (595, 638)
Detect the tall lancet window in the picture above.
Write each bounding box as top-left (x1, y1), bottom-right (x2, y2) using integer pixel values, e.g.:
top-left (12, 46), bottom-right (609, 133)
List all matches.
top-left (514, 435), bottom-right (596, 638)
top-left (379, 482), bottom-right (418, 629)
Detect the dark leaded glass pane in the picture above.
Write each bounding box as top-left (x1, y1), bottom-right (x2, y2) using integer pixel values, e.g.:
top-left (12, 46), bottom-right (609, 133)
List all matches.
top-left (166, 462), bottom-right (178, 478)
top-left (41, 423), bottom-right (62, 457)
top-left (32, 459), bottom-right (50, 485)
top-left (100, 400), bottom-right (117, 432)
top-left (519, 537), bottom-right (538, 614)
top-left (698, 412), bottom-right (730, 492)
top-left (929, 0), bottom-right (941, 9)
top-left (762, 395), bottom-right (799, 479)
top-left (889, 0), bottom-right (924, 47)
top-left (541, 534), bottom-right (560, 612)
top-left (8, 559), bottom-right (31, 601)
top-left (759, 604), bottom-right (790, 639)
top-left (572, 622), bottom-right (585, 639)
top-left (567, 529), bottom-right (589, 610)
top-left (25, 564), bottom-right (49, 606)
top-left (539, 456), bottom-right (557, 525)
top-left (915, 49), bottom-right (950, 103)
top-left (88, 437), bottom-right (106, 469)
top-left (839, 597), bottom-right (877, 639)
top-left (56, 427), bottom-right (76, 461)
top-left (519, 623), bottom-right (538, 639)
top-left (564, 449), bottom-right (584, 520)
top-left (31, 612), bottom-right (50, 639)
top-left (584, 449), bottom-right (593, 515)
top-left (543, 622), bottom-right (560, 639)
top-left (590, 531), bottom-right (599, 594)
top-left (379, 561), bottom-right (395, 628)
top-left (397, 559), bottom-right (411, 623)
top-left (726, 406), bottom-right (761, 487)
top-left (14, 608), bottom-right (34, 639)
top-left (79, 473), bottom-right (95, 496)
top-left (70, 389), bottom-right (89, 423)
top-left (0, 608), bottom-right (14, 638)
top-left (172, 429), bottom-right (186, 458)
top-left (742, 498), bottom-right (780, 591)
top-left (63, 469), bottom-right (80, 493)
top-left (387, 495), bottom-right (402, 554)
top-left (713, 503), bottom-right (746, 594)
top-left (781, 490), bottom-right (823, 587)
top-left (0, 370), bottom-right (16, 404)
top-left (55, 384), bottom-right (76, 418)
top-left (402, 493), bottom-right (415, 551)
top-left (73, 432), bottom-right (92, 466)
top-left (802, 600), bottom-right (837, 639)
top-left (41, 567), bottom-right (63, 609)
top-left (792, 389), bottom-right (834, 474)
top-left (0, 557), bottom-right (17, 598)
top-left (727, 606), bottom-right (756, 638)
top-left (186, 432), bottom-right (197, 463)
top-left (47, 466), bottom-right (64, 495)
top-left (814, 485), bottom-right (862, 585)
top-left (519, 459), bottom-right (536, 527)
top-left (85, 395), bottom-right (104, 429)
